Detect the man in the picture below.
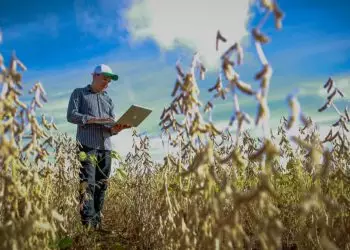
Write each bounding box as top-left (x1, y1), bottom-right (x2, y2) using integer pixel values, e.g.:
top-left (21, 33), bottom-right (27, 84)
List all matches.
top-left (67, 64), bottom-right (130, 231)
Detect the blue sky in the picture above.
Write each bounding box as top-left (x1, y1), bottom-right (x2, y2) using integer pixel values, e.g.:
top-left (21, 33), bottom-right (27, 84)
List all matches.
top-left (1, 0), bottom-right (349, 159)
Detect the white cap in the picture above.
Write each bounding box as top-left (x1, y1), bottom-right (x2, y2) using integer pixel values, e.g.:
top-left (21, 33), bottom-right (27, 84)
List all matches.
top-left (93, 64), bottom-right (118, 81)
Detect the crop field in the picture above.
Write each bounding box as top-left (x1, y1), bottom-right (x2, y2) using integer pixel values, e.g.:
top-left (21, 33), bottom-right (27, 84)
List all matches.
top-left (0, 1), bottom-right (349, 250)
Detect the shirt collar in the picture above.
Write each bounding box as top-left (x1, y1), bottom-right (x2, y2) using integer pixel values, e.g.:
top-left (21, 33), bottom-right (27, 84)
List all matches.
top-left (87, 84), bottom-right (107, 95)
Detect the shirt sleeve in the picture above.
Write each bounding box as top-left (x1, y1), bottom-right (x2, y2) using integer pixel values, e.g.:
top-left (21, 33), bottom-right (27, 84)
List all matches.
top-left (66, 89), bottom-right (94, 125)
top-left (109, 99), bottom-right (116, 120)
top-left (109, 99), bottom-right (119, 136)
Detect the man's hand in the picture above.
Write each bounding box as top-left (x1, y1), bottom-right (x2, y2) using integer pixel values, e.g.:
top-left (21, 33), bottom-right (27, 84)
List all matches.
top-left (110, 124), bottom-right (132, 134)
top-left (87, 117), bottom-right (115, 124)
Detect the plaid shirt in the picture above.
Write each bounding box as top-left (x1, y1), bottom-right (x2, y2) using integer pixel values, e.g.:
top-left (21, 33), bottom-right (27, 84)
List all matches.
top-left (67, 84), bottom-right (116, 150)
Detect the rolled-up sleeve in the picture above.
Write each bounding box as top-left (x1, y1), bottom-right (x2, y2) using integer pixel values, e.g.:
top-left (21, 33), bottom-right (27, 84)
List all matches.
top-left (109, 101), bottom-right (116, 120)
top-left (107, 99), bottom-right (117, 136)
top-left (67, 89), bottom-right (94, 125)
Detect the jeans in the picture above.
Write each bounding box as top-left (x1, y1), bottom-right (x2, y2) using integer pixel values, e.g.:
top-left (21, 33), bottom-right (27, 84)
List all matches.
top-left (78, 144), bottom-right (111, 227)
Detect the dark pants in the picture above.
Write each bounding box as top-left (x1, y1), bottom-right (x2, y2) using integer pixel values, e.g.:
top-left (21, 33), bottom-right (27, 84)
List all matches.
top-left (78, 144), bottom-right (112, 227)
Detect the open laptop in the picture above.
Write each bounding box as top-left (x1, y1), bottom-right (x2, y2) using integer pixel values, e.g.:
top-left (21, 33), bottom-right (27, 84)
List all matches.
top-left (98, 104), bottom-right (152, 128)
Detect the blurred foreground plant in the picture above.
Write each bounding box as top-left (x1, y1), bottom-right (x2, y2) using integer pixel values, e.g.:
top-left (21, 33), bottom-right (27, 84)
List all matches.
top-left (0, 51), bottom-right (82, 249)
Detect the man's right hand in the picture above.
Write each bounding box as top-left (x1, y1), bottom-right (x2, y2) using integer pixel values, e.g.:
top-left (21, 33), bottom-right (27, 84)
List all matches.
top-left (110, 123), bottom-right (132, 134)
top-left (86, 117), bottom-right (115, 124)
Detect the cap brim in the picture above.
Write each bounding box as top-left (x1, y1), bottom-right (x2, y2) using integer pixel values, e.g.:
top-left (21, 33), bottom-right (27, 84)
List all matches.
top-left (102, 72), bottom-right (119, 81)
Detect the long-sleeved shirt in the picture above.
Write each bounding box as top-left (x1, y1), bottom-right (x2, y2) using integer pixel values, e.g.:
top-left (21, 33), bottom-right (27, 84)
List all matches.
top-left (67, 84), bottom-right (116, 150)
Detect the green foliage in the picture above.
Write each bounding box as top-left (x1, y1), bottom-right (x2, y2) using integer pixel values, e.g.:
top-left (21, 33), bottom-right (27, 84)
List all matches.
top-left (49, 236), bottom-right (73, 249)
top-left (78, 151), bottom-right (87, 161)
top-left (111, 150), bottom-right (123, 161)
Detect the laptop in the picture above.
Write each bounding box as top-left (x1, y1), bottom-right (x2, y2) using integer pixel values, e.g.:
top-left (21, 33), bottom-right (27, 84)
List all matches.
top-left (99, 104), bottom-right (152, 128)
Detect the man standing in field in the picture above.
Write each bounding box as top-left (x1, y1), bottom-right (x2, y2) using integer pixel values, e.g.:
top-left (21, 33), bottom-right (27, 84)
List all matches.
top-left (66, 64), bottom-right (129, 231)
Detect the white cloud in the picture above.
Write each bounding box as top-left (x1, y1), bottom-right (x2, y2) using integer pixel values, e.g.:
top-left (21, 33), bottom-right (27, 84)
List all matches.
top-left (124, 0), bottom-right (253, 69)
top-left (111, 129), bottom-right (134, 156)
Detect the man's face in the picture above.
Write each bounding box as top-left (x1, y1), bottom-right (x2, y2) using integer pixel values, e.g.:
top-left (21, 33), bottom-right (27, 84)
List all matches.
top-left (92, 73), bottom-right (112, 91)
